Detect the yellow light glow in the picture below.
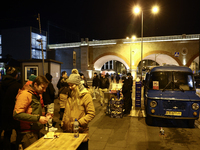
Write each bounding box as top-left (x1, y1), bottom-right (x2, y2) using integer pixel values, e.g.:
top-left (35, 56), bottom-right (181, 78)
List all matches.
top-left (126, 37), bottom-right (129, 39)
top-left (193, 112), bottom-right (197, 116)
top-left (151, 109), bottom-right (155, 113)
top-left (183, 58), bottom-right (186, 65)
top-left (87, 70), bottom-right (92, 79)
top-left (132, 36), bottom-right (136, 40)
top-left (152, 6), bottom-right (159, 13)
top-left (133, 7), bottom-right (141, 14)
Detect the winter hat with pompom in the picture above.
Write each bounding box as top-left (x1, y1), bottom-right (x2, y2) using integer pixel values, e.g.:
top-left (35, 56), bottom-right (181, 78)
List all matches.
top-left (67, 74), bottom-right (81, 85)
top-left (71, 69), bottom-right (79, 74)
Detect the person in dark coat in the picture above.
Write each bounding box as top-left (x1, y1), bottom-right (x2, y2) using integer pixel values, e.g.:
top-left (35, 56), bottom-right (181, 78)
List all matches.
top-left (111, 74), bottom-right (114, 83)
top-left (127, 73), bottom-right (133, 89)
top-left (122, 76), bottom-right (132, 115)
top-left (116, 73), bottom-right (120, 83)
top-left (79, 73), bottom-right (89, 88)
top-left (42, 73), bottom-right (55, 128)
top-left (58, 73), bottom-right (70, 120)
top-left (127, 73), bottom-right (133, 106)
top-left (99, 72), bottom-right (110, 106)
top-left (57, 71), bottom-right (67, 90)
top-left (92, 72), bottom-right (99, 99)
top-left (0, 66), bottom-right (22, 150)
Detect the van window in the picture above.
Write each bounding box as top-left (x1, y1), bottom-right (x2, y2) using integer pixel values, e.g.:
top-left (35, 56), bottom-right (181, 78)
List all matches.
top-left (148, 71), bottom-right (194, 90)
top-left (174, 72), bottom-right (194, 90)
top-left (149, 72), bottom-right (172, 90)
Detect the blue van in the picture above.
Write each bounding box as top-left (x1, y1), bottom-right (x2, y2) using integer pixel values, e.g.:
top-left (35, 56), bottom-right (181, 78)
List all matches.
top-left (144, 65), bottom-right (200, 127)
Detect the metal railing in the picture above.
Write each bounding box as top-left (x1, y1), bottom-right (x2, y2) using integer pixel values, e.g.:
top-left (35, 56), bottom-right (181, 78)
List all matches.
top-left (48, 34), bottom-right (200, 49)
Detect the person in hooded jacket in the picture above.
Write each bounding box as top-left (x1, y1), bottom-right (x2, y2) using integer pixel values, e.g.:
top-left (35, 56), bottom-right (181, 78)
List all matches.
top-left (42, 73), bottom-right (55, 128)
top-left (61, 71), bottom-right (95, 150)
top-left (25, 75), bottom-right (45, 108)
top-left (0, 66), bottom-right (22, 150)
top-left (13, 75), bottom-right (52, 149)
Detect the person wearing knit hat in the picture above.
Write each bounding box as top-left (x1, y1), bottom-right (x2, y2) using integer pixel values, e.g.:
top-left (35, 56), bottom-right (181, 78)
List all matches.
top-left (13, 76), bottom-right (51, 149)
top-left (0, 66), bottom-right (22, 149)
top-left (29, 74), bottom-right (37, 81)
top-left (71, 68), bottom-right (79, 74)
top-left (6, 66), bottom-right (18, 78)
top-left (62, 70), bottom-right (95, 150)
top-left (25, 75), bottom-right (37, 86)
top-left (67, 73), bottom-right (81, 85)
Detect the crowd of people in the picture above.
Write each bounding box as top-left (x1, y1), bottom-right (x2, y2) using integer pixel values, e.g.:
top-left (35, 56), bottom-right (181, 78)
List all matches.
top-left (92, 72), bottom-right (133, 115)
top-left (0, 66), bottom-right (133, 150)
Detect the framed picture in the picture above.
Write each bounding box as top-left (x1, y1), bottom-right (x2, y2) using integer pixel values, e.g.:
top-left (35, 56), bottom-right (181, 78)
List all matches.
top-left (25, 66), bottom-right (38, 81)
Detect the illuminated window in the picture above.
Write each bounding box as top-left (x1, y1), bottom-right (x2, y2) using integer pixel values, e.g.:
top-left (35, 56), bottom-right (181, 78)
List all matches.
top-left (32, 49), bottom-right (46, 59)
top-left (31, 32), bottom-right (47, 59)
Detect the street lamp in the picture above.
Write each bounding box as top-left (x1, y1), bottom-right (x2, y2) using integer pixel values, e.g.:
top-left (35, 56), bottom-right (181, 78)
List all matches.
top-left (152, 6), bottom-right (159, 14)
top-left (133, 5), bottom-right (159, 80)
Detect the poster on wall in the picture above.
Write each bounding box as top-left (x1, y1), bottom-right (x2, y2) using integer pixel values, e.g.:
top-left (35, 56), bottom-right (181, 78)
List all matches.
top-left (25, 66), bottom-right (38, 81)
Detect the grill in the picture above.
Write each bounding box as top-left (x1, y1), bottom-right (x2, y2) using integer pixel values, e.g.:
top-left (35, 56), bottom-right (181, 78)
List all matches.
top-left (162, 100), bottom-right (187, 110)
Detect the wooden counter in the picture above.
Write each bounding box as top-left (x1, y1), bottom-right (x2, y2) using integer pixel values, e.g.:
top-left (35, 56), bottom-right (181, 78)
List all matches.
top-left (25, 133), bottom-right (87, 150)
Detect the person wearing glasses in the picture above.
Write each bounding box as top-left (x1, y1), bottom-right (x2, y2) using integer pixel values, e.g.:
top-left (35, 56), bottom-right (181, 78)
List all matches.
top-left (13, 76), bottom-right (53, 149)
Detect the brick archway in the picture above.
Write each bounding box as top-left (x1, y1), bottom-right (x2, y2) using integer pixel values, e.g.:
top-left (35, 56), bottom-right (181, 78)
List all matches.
top-left (93, 52), bottom-right (130, 70)
top-left (187, 53), bottom-right (199, 67)
top-left (133, 50), bottom-right (183, 67)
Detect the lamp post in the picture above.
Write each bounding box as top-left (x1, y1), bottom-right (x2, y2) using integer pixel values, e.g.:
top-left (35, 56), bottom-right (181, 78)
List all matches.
top-left (37, 13), bottom-right (45, 75)
top-left (141, 11), bottom-right (143, 80)
top-left (129, 35), bottom-right (136, 73)
top-left (133, 6), bottom-right (159, 80)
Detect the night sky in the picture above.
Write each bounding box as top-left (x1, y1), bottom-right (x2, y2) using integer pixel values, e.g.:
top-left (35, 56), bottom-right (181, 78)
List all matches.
top-left (0, 0), bottom-right (200, 44)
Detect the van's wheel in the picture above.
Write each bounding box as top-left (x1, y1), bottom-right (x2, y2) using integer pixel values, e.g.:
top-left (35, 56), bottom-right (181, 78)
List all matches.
top-left (188, 119), bottom-right (195, 128)
top-left (145, 114), bottom-right (153, 125)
